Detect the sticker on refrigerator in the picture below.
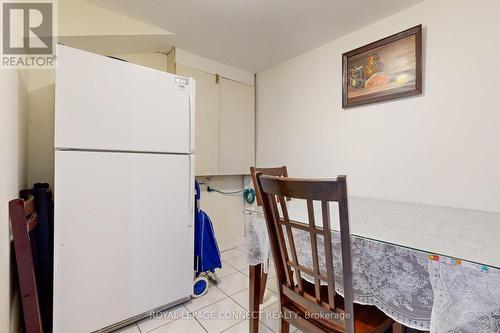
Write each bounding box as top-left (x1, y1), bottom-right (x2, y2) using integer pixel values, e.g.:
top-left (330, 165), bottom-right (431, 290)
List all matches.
top-left (175, 76), bottom-right (189, 91)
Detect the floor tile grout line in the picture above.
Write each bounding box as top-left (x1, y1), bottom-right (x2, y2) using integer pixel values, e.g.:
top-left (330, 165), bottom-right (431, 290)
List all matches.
top-left (151, 315), bottom-right (208, 333)
top-left (219, 288), bottom-right (282, 333)
top-left (216, 284), bottom-right (248, 302)
top-left (214, 284), bottom-right (232, 298)
top-left (226, 290), bottom-right (246, 310)
top-left (222, 257), bottom-right (248, 271)
top-left (138, 304), bottom-right (191, 333)
top-left (217, 269), bottom-right (245, 282)
top-left (220, 249), bottom-right (245, 262)
top-left (150, 304), bottom-right (208, 333)
top-left (234, 273), bottom-right (280, 332)
top-left (186, 286), bottom-right (227, 313)
top-left (216, 282), bottom-right (248, 300)
top-left (218, 318), bottom-right (246, 333)
top-left (227, 289), bottom-right (279, 333)
top-left (234, 265), bottom-right (279, 297)
top-left (215, 293), bottom-right (249, 333)
top-left (261, 320), bottom-right (278, 333)
top-left (225, 287), bottom-right (280, 333)
top-left (214, 269), bottom-right (248, 297)
top-left (189, 289), bottom-right (240, 313)
top-left (191, 292), bottom-right (247, 333)
top-left (222, 256), bottom-right (247, 269)
top-left (139, 318), bottom-right (177, 333)
top-left (192, 314), bottom-right (209, 333)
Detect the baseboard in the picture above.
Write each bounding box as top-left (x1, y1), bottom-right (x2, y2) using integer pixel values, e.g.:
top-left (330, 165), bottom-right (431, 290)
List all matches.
top-left (219, 237), bottom-right (246, 252)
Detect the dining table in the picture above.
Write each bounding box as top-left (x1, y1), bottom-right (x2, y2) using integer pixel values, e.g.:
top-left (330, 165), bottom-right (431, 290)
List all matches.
top-left (243, 197), bottom-right (500, 333)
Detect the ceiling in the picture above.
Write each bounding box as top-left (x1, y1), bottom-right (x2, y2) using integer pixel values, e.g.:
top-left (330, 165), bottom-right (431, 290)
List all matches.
top-left (87, 0), bottom-right (422, 73)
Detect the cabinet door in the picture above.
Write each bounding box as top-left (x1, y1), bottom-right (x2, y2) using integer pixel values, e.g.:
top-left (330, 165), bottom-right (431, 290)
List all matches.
top-left (220, 78), bottom-right (255, 175)
top-left (177, 64), bottom-right (219, 175)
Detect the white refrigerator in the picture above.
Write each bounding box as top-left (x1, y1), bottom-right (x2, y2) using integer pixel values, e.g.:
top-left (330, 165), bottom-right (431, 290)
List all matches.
top-left (54, 45), bottom-right (195, 333)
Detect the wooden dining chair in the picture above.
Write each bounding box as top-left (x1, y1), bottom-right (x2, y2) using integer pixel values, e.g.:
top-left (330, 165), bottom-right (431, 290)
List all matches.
top-left (249, 166), bottom-right (291, 307)
top-left (10, 192), bottom-right (44, 333)
top-left (250, 166), bottom-right (290, 206)
top-left (255, 174), bottom-right (393, 333)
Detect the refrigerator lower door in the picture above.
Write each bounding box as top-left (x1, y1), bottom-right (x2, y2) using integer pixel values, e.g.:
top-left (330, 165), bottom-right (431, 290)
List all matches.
top-left (54, 150), bottom-right (194, 333)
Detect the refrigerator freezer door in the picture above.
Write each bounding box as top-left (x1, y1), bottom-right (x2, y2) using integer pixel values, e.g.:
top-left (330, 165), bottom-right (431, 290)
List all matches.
top-left (55, 45), bottom-right (194, 154)
top-left (53, 151), bottom-right (194, 333)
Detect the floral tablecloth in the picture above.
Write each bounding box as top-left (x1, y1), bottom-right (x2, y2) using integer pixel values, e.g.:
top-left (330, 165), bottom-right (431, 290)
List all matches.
top-left (244, 206), bottom-right (500, 332)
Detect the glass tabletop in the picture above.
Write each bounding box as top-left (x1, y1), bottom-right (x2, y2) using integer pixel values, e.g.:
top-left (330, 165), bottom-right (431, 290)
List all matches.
top-left (244, 197), bottom-right (500, 270)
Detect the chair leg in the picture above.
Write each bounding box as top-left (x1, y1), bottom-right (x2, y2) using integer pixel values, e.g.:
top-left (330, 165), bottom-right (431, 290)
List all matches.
top-left (259, 270), bottom-right (268, 304)
top-left (393, 322), bottom-right (406, 333)
top-left (280, 318), bottom-right (290, 333)
top-left (249, 264), bottom-right (262, 333)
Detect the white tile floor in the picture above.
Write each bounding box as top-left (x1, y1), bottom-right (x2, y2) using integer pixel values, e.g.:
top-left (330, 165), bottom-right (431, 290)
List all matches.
top-left (115, 246), bottom-right (301, 333)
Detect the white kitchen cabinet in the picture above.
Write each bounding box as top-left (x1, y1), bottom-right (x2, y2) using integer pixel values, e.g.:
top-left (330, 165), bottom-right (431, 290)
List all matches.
top-left (176, 64), bottom-right (220, 175)
top-left (176, 65), bottom-right (255, 176)
top-left (219, 77), bottom-right (255, 175)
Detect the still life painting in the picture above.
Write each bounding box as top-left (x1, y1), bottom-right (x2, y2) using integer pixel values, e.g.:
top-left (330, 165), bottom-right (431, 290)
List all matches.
top-left (342, 25), bottom-right (422, 108)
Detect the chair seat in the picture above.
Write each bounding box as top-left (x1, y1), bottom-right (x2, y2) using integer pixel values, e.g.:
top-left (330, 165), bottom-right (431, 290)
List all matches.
top-left (290, 280), bottom-right (393, 333)
top-left (287, 298), bottom-right (393, 333)
top-left (339, 298), bottom-right (393, 333)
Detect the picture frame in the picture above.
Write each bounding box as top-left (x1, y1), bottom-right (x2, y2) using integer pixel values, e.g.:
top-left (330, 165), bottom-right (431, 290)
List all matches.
top-left (342, 25), bottom-right (422, 108)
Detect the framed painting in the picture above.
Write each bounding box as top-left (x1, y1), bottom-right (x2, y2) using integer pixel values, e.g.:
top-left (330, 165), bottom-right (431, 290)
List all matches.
top-left (342, 25), bottom-right (422, 108)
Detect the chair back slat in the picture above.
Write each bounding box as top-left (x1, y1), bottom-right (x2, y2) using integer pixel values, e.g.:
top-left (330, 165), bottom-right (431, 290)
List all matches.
top-left (337, 177), bottom-right (355, 333)
top-left (321, 200), bottom-right (336, 310)
top-left (306, 199), bottom-right (322, 304)
top-left (258, 177), bottom-right (339, 201)
top-left (250, 166), bottom-right (289, 206)
top-left (279, 196), bottom-right (305, 293)
top-left (270, 196), bottom-right (294, 287)
top-left (10, 195), bottom-right (44, 333)
top-left (256, 174), bottom-right (354, 333)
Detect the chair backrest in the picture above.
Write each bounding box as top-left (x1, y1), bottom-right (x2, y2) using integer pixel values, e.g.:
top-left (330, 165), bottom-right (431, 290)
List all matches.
top-left (250, 166), bottom-right (289, 206)
top-left (256, 174), bottom-right (354, 333)
top-left (10, 193), bottom-right (44, 333)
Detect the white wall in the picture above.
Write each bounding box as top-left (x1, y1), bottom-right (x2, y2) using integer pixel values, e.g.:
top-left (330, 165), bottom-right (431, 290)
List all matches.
top-left (256, 0), bottom-right (500, 213)
top-left (0, 69), bottom-right (29, 333)
top-left (196, 176), bottom-right (246, 247)
top-left (26, 70), bottom-right (56, 187)
top-left (58, 0), bottom-right (171, 37)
